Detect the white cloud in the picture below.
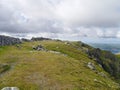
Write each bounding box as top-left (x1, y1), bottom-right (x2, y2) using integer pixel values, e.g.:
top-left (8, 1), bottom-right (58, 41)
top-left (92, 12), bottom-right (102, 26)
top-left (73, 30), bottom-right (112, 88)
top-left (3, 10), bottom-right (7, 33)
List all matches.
top-left (55, 0), bottom-right (120, 27)
top-left (0, 0), bottom-right (120, 40)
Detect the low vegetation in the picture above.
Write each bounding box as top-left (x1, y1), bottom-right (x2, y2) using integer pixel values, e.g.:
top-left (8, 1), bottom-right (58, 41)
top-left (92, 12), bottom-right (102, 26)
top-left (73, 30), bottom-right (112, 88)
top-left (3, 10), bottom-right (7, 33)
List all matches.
top-left (0, 40), bottom-right (120, 90)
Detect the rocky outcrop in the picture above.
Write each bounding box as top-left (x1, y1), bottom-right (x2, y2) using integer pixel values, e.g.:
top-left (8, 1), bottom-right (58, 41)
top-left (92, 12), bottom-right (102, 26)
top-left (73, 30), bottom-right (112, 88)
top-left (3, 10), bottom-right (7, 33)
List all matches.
top-left (87, 48), bottom-right (120, 78)
top-left (0, 35), bottom-right (21, 46)
top-left (21, 38), bottom-right (31, 42)
top-left (31, 37), bottom-right (51, 41)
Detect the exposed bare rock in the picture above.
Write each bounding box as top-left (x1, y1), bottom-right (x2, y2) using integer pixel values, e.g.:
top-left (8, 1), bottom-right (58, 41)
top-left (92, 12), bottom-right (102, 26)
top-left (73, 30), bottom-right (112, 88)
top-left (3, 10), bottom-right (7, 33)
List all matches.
top-left (33, 45), bottom-right (45, 51)
top-left (87, 62), bottom-right (96, 70)
top-left (98, 72), bottom-right (107, 78)
top-left (21, 38), bottom-right (31, 42)
top-left (0, 35), bottom-right (21, 46)
top-left (31, 37), bottom-right (51, 41)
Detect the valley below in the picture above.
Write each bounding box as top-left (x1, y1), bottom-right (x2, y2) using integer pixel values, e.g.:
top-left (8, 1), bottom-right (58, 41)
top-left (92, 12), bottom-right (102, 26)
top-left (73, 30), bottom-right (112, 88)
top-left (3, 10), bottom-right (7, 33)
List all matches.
top-left (89, 43), bottom-right (120, 54)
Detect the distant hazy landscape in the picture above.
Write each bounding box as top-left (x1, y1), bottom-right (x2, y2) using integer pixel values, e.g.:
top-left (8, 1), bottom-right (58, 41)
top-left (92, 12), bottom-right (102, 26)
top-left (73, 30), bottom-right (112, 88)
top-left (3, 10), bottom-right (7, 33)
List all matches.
top-left (89, 43), bottom-right (120, 54)
top-left (79, 38), bottom-right (120, 54)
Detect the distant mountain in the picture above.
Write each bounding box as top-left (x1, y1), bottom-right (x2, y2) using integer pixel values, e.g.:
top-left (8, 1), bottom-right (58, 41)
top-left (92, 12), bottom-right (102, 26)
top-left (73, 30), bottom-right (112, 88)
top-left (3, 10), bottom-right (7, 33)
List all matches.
top-left (89, 43), bottom-right (120, 54)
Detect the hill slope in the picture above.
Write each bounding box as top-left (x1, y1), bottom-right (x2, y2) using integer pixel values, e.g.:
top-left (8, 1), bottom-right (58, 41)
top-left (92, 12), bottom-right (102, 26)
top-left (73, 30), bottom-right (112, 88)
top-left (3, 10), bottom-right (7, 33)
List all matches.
top-left (0, 40), bottom-right (120, 90)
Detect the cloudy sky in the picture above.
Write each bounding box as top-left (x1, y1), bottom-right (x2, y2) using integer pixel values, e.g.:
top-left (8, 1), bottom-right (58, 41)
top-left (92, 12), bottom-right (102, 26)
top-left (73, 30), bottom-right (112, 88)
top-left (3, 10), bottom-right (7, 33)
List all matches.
top-left (0, 0), bottom-right (120, 41)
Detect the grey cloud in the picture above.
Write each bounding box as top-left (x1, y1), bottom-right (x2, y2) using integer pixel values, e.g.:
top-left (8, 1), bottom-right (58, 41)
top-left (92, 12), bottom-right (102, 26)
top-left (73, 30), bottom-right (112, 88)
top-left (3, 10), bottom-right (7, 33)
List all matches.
top-left (0, 0), bottom-right (120, 39)
top-left (55, 0), bottom-right (120, 27)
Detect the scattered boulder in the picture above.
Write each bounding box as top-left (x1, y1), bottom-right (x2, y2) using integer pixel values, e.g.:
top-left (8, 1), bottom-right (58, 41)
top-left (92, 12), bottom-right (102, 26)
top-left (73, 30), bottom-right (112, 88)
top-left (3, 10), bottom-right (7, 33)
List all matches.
top-left (93, 79), bottom-right (103, 84)
top-left (1, 87), bottom-right (19, 90)
top-left (64, 42), bottom-right (70, 45)
top-left (98, 64), bottom-right (103, 68)
top-left (49, 51), bottom-right (61, 54)
top-left (49, 50), bottom-right (67, 56)
top-left (33, 45), bottom-right (45, 51)
top-left (82, 47), bottom-right (89, 53)
top-left (56, 46), bottom-right (59, 49)
top-left (98, 72), bottom-right (107, 78)
top-left (94, 79), bottom-right (98, 82)
top-left (87, 62), bottom-right (96, 70)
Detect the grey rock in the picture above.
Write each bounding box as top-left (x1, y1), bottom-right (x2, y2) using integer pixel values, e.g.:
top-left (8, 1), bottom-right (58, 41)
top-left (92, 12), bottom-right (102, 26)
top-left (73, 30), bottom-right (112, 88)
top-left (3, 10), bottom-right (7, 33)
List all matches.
top-left (31, 37), bottom-right (51, 41)
top-left (21, 38), bottom-right (31, 42)
top-left (98, 64), bottom-right (103, 68)
top-left (56, 46), bottom-right (59, 49)
top-left (1, 87), bottom-right (19, 90)
top-left (0, 35), bottom-right (21, 46)
top-left (33, 45), bottom-right (45, 51)
top-left (49, 51), bottom-right (61, 54)
top-left (98, 72), bottom-right (107, 78)
top-left (87, 62), bottom-right (96, 70)
top-left (64, 42), bottom-right (70, 45)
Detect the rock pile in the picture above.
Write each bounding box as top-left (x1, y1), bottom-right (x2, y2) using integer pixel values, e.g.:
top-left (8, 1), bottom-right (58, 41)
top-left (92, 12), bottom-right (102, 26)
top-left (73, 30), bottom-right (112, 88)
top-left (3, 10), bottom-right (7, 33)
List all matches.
top-left (33, 45), bottom-right (45, 51)
top-left (0, 35), bottom-right (21, 46)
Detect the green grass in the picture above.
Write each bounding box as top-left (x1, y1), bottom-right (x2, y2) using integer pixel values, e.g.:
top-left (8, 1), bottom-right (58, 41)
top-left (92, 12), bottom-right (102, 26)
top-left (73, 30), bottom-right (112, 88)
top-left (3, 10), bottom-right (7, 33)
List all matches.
top-left (0, 64), bottom-right (11, 73)
top-left (0, 40), bottom-right (119, 90)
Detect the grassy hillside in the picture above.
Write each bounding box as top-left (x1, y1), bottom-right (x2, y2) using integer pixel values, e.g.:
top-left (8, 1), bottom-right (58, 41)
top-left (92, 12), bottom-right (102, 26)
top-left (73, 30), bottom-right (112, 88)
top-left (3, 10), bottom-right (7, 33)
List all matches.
top-left (0, 40), bottom-right (119, 90)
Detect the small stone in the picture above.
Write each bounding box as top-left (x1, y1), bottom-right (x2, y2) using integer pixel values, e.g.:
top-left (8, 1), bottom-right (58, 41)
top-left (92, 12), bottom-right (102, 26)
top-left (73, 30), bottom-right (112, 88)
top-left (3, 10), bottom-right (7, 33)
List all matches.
top-left (56, 46), bottom-right (59, 49)
top-left (94, 79), bottom-right (97, 82)
top-left (87, 62), bottom-right (96, 70)
top-left (98, 72), bottom-right (107, 78)
top-left (98, 64), bottom-right (103, 68)
top-left (64, 42), bottom-right (70, 45)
